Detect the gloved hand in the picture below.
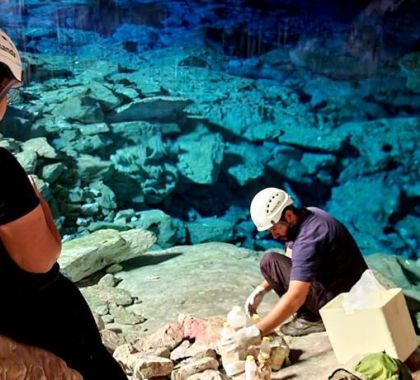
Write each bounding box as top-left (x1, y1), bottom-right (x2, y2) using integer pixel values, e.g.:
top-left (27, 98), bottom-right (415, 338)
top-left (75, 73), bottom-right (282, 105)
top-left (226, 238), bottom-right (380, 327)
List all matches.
top-left (245, 285), bottom-right (268, 318)
top-left (220, 325), bottom-right (261, 352)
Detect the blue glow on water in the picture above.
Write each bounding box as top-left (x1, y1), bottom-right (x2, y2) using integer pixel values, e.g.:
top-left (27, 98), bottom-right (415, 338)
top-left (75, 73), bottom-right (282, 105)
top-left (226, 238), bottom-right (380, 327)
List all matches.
top-left (0, 0), bottom-right (419, 258)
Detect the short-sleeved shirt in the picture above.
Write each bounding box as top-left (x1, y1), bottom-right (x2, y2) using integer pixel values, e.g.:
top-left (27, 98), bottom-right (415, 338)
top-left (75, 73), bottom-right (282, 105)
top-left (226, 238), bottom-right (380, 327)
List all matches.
top-left (0, 148), bottom-right (59, 300)
top-left (287, 207), bottom-right (367, 294)
top-left (0, 147), bottom-right (39, 224)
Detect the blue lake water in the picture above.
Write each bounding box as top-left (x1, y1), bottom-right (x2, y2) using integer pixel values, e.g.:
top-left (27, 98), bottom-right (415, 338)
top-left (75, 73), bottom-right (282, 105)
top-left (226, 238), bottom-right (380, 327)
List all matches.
top-left (1, 0), bottom-right (419, 258)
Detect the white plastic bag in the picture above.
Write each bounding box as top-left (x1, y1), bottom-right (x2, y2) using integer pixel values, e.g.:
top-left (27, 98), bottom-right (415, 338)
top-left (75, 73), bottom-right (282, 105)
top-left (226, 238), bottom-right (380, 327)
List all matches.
top-left (342, 269), bottom-right (388, 311)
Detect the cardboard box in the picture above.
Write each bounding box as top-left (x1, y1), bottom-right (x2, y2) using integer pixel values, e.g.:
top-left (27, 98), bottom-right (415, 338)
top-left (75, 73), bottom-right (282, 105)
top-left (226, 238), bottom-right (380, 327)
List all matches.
top-left (320, 288), bottom-right (417, 363)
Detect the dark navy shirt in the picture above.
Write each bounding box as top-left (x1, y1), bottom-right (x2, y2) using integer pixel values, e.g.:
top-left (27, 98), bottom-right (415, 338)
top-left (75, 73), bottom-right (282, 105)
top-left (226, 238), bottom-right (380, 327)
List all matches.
top-left (287, 207), bottom-right (367, 294)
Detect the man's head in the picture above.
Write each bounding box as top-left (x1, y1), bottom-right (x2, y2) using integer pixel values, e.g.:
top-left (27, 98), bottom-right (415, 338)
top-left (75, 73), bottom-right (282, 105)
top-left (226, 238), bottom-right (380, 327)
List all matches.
top-left (250, 187), bottom-right (299, 241)
top-left (0, 29), bottom-right (22, 120)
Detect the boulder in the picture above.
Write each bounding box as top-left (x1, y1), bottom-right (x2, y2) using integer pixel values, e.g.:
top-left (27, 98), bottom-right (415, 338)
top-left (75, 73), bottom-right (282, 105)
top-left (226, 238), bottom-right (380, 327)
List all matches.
top-left (0, 334), bottom-right (82, 379)
top-left (59, 228), bottom-right (156, 282)
top-left (187, 217), bottom-right (235, 244)
top-left (176, 127), bottom-right (224, 184)
top-left (107, 96), bottom-right (192, 122)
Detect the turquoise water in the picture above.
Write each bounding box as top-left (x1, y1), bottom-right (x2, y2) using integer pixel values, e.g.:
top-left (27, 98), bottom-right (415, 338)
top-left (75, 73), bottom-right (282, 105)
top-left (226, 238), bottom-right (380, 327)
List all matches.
top-left (1, 0), bottom-right (419, 258)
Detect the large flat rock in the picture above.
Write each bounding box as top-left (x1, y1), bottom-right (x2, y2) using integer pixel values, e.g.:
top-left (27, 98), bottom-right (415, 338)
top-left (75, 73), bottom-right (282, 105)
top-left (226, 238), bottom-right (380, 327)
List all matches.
top-left (116, 243), bottom-right (279, 333)
top-left (114, 242), bottom-right (340, 378)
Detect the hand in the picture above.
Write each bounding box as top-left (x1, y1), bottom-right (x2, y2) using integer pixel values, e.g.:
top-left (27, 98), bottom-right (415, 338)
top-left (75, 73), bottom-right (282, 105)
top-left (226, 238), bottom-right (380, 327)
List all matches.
top-left (221, 325), bottom-right (261, 352)
top-left (245, 285), bottom-right (268, 318)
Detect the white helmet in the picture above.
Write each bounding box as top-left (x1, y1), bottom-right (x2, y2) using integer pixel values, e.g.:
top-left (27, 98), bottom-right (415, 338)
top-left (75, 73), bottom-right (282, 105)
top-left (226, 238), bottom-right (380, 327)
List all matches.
top-left (0, 29), bottom-right (22, 82)
top-left (250, 188), bottom-right (293, 231)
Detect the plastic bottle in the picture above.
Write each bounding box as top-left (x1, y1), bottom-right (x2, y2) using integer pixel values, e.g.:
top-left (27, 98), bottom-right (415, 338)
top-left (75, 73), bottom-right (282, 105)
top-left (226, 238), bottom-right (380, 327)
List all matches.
top-left (227, 306), bottom-right (247, 330)
top-left (219, 322), bottom-right (240, 363)
top-left (245, 355), bottom-right (258, 380)
top-left (257, 337), bottom-right (272, 380)
top-left (220, 322), bottom-right (235, 341)
top-left (270, 334), bottom-right (289, 370)
top-left (224, 360), bottom-right (245, 377)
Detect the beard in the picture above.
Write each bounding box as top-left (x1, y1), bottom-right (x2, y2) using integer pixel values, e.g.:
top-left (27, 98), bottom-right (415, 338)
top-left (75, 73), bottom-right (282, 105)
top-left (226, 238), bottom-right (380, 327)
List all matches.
top-left (285, 223), bottom-right (300, 241)
top-left (273, 223), bottom-right (300, 242)
top-left (277, 222), bottom-right (300, 242)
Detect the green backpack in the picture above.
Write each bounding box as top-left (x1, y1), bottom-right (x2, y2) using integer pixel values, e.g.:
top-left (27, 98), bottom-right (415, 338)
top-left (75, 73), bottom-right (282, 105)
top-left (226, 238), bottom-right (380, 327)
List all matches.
top-left (354, 352), bottom-right (411, 380)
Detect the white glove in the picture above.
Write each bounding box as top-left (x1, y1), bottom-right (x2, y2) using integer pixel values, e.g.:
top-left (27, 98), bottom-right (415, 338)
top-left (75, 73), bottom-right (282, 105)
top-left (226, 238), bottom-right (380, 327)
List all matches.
top-left (245, 285), bottom-right (268, 318)
top-left (220, 325), bottom-right (261, 352)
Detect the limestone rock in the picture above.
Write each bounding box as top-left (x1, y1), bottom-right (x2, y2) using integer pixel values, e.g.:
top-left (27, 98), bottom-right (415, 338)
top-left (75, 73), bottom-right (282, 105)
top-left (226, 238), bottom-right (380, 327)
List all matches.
top-left (101, 329), bottom-right (126, 353)
top-left (80, 284), bottom-right (134, 315)
top-left (225, 142), bottom-right (270, 186)
top-left (59, 228), bottom-right (156, 282)
top-left (340, 117), bottom-right (420, 176)
top-left (133, 321), bottom-right (184, 352)
top-left (15, 149), bottom-right (37, 173)
top-left (133, 209), bottom-right (186, 248)
top-left (0, 334), bottom-right (82, 379)
top-left (22, 137), bottom-right (58, 159)
top-left (109, 305), bottom-right (145, 325)
top-left (133, 355), bottom-right (174, 379)
top-left (187, 217), bottom-right (234, 244)
top-left (187, 369), bottom-right (228, 380)
top-left (176, 127), bottom-right (224, 184)
top-left (171, 357), bottom-right (219, 380)
top-left (107, 96), bottom-right (192, 122)
top-left (326, 176), bottom-right (401, 254)
top-left (41, 162), bottom-right (65, 183)
top-left (53, 95), bottom-right (104, 123)
top-left (87, 82), bottom-right (122, 111)
top-left (76, 154), bottom-right (113, 181)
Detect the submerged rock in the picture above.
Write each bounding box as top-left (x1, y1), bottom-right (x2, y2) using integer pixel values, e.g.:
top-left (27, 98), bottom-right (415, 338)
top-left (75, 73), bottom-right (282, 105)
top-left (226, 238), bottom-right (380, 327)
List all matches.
top-left (107, 96), bottom-right (192, 122)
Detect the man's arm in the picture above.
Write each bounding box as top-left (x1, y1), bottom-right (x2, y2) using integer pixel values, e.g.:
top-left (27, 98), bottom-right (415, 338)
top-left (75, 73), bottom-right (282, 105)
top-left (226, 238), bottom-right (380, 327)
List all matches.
top-left (259, 279), bottom-right (272, 291)
top-left (256, 280), bottom-right (311, 335)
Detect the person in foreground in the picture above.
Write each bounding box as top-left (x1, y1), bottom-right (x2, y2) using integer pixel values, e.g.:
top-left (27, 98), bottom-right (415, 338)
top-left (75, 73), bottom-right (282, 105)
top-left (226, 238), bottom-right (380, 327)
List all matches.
top-left (0, 29), bottom-right (127, 379)
top-left (224, 187), bottom-right (368, 349)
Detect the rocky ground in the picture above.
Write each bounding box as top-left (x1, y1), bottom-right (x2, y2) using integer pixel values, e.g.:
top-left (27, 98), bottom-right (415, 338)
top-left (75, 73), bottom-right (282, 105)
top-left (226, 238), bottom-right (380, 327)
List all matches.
top-left (85, 240), bottom-right (344, 379)
top-left (58, 232), bottom-right (420, 379)
top-left (0, 230), bottom-right (419, 379)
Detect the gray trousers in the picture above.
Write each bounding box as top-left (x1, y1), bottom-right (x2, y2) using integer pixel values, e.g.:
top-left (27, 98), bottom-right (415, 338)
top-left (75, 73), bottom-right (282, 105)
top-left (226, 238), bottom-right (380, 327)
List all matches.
top-left (260, 252), bottom-right (332, 321)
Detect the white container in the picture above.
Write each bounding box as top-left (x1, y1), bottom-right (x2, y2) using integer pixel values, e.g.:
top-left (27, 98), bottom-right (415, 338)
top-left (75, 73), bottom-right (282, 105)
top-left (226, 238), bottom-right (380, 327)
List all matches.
top-left (220, 322), bottom-right (235, 341)
top-left (224, 360), bottom-right (245, 376)
top-left (245, 355), bottom-right (258, 380)
top-left (227, 306), bottom-right (247, 329)
top-left (320, 288), bottom-right (417, 364)
top-left (219, 322), bottom-right (242, 363)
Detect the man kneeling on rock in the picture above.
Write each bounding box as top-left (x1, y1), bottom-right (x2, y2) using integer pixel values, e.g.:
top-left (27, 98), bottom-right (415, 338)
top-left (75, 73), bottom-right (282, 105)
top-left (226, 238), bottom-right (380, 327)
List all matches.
top-left (224, 188), bottom-right (367, 349)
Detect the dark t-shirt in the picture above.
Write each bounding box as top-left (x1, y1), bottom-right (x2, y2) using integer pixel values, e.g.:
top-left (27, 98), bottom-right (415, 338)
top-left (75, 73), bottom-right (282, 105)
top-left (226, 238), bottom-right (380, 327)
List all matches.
top-left (287, 207), bottom-right (367, 295)
top-left (0, 147), bottom-right (39, 224)
top-left (0, 147), bottom-right (59, 300)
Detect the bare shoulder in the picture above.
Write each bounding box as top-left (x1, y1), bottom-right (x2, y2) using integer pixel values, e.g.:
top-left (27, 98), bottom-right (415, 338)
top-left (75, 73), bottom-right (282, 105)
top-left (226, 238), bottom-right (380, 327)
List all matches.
top-left (0, 204), bottom-right (61, 273)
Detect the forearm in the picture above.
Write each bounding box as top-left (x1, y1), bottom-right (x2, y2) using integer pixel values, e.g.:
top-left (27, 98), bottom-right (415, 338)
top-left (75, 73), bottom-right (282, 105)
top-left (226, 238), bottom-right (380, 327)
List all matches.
top-left (256, 280), bottom-right (310, 335)
top-left (256, 292), bottom-right (303, 335)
